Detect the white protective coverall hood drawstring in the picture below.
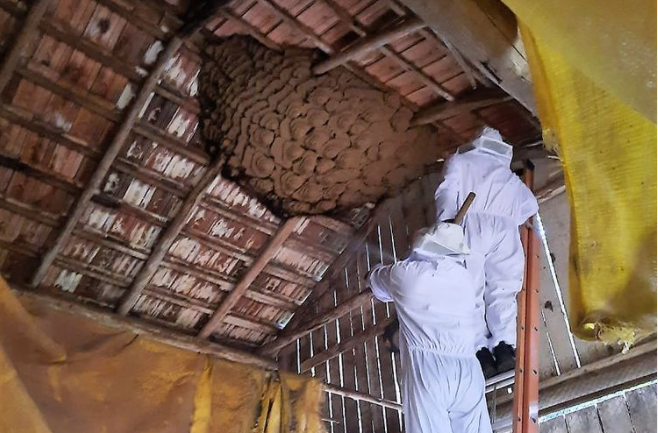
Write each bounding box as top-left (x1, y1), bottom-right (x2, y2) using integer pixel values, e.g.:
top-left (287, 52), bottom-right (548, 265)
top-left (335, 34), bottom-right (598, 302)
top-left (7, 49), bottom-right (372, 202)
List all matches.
top-left (435, 127), bottom-right (539, 350)
top-left (368, 223), bottom-right (492, 433)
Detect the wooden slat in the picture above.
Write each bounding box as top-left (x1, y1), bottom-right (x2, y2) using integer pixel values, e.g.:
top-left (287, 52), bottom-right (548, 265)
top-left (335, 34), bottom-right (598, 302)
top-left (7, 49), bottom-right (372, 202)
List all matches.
top-left (259, 289), bottom-right (373, 356)
top-left (626, 383), bottom-right (657, 432)
top-left (373, 218), bottom-right (402, 432)
top-left (116, 157), bottom-right (225, 315)
top-left (398, 0), bottom-right (536, 112)
top-left (320, 0), bottom-right (454, 100)
top-left (29, 35), bottom-right (186, 289)
top-left (538, 416), bottom-right (568, 433)
top-left (257, 0), bottom-right (334, 53)
top-left (265, 199), bottom-right (393, 345)
top-left (198, 217), bottom-right (301, 338)
top-left (564, 406), bottom-right (603, 433)
top-left (596, 395), bottom-right (635, 433)
top-left (313, 17), bottom-right (424, 74)
top-left (301, 305), bottom-right (395, 369)
top-left (0, 0), bottom-right (53, 94)
top-left (324, 383), bottom-right (402, 411)
top-left (336, 267), bottom-right (361, 433)
top-left (411, 88), bottom-right (511, 126)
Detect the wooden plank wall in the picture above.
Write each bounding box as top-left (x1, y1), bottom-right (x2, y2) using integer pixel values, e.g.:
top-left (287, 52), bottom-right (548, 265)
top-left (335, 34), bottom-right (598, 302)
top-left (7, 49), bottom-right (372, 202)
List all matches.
top-left (277, 173), bottom-right (441, 432)
top-left (539, 382), bottom-right (657, 433)
top-left (537, 194), bottom-right (618, 380)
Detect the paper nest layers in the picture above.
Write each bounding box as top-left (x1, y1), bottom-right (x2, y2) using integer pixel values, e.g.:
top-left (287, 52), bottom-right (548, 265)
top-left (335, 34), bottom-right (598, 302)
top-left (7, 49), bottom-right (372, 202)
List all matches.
top-left (198, 35), bottom-right (442, 216)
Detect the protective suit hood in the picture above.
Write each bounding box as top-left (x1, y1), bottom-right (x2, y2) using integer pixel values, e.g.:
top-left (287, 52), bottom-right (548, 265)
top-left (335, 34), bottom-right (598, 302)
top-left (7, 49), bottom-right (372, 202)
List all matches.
top-left (459, 127), bottom-right (513, 165)
top-left (411, 222), bottom-right (470, 260)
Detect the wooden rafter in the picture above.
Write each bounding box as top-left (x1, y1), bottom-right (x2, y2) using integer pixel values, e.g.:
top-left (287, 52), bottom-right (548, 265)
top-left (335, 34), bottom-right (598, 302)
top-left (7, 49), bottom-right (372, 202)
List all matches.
top-left (0, 0), bottom-right (52, 94)
top-left (259, 289), bottom-right (373, 356)
top-left (116, 157), bottom-right (226, 315)
top-left (29, 36), bottom-right (186, 288)
top-left (384, 0), bottom-right (482, 88)
top-left (28, 1), bottom-right (238, 289)
top-left (198, 217), bottom-right (301, 339)
top-left (301, 315), bottom-right (395, 372)
top-left (313, 17), bottom-right (425, 74)
top-left (397, 0), bottom-right (537, 113)
top-left (316, 0), bottom-right (455, 101)
top-left (258, 198), bottom-right (396, 355)
top-left (411, 88), bottom-right (512, 126)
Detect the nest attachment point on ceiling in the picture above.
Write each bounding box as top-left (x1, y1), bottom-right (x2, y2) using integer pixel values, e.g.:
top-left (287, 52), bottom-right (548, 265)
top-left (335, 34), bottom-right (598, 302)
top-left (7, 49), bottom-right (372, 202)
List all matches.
top-left (198, 35), bottom-right (444, 217)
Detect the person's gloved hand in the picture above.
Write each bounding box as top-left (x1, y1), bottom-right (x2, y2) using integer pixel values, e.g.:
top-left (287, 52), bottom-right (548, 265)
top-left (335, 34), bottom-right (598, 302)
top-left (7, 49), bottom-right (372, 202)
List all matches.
top-left (383, 318), bottom-right (400, 354)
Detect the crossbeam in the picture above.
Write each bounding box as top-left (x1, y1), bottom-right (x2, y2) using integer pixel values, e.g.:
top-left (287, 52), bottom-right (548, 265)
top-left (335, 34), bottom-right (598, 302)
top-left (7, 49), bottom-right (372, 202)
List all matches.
top-left (313, 17), bottom-right (425, 74)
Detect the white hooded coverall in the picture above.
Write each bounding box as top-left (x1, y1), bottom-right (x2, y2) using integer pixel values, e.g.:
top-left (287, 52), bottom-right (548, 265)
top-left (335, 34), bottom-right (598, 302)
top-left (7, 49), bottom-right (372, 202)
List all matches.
top-left (369, 255), bottom-right (492, 433)
top-left (434, 144), bottom-right (538, 351)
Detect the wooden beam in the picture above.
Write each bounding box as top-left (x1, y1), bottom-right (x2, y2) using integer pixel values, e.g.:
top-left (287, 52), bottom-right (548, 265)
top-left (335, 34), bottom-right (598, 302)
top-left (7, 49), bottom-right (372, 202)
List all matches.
top-left (116, 157), bottom-right (225, 315)
top-left (411, 88), bottom-right (512, 126)
top-left (259, 289), bottom-right (373, 356)
top-left (317, 0), bottom-right (455, 101)
top-left (301, 315), bottom-right (395, 372)
top-left (198, 217), bottom-right (301, 338)
top-left (29, 35), bottom-right (186, 289)
top-left (13, 288), bottom-right (278, 370)
top-left (262, 198), bottom-right (395, 347)
top-left (313, 17), bottom-right (425, 74)
top-left (0, 0), bottom-right (52, 94)
top-left (384, 0), bottom-right (483, 87)
top-left (493, 340), bottom-right (657, 425)
top-left (398, 0), bottom-right (537, 113)
top-left (258, 0), bottom-right (334, 54)
top-left (536, 175), bottom-right (565, 204)
top-left (324, 383), bottom-right (402, 410)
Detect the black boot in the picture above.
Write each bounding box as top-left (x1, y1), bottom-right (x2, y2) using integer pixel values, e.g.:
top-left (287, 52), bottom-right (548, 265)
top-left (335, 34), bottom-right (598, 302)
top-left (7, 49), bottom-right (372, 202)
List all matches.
top-left (493, 342), bottom-right (516, 373)
top-left (476, 348), bottom-right (498, 379)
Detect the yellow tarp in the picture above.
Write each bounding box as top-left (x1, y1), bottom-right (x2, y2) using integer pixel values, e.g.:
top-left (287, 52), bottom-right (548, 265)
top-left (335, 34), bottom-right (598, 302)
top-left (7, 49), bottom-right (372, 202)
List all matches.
top-left (0, 277), bottom-right (325, 433)
top-left (498, 1), bottom-right (657, 343)
top-left (501, 0), bottom-right (656, 121)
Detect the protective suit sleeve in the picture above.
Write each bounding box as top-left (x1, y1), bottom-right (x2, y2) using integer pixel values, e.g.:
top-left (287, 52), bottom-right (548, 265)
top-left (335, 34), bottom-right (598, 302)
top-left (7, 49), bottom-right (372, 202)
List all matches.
top-left (434, 154), bottom-right (462, 222)
top-left (515, 182), bottom-right (539, 225)
top-left (368, 264), bottom-right (396, 302)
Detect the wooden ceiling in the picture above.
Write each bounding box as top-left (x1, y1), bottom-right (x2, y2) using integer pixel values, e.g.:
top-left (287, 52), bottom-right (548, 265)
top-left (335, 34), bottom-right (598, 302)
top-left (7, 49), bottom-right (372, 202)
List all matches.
top-left (0, 0), bottom-right (541, 351)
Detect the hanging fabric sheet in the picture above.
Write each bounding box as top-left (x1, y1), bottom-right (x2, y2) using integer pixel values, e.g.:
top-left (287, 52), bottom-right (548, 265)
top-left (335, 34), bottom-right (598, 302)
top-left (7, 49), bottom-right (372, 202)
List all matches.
top-left (498, 0), bottom-right (656, 344)
top-left (0, 277), bottom-right (325, 433)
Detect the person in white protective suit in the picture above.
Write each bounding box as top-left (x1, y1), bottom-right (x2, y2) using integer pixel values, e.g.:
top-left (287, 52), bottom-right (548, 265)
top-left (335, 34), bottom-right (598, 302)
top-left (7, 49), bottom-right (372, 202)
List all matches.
top-left (366, 222), bottom-right (492, 433)
top-left (434, 127), bottom-right (538, 378)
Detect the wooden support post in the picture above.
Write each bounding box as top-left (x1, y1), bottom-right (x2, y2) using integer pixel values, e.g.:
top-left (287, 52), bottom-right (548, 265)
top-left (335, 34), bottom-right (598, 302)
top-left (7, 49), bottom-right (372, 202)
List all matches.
top-left (313, 17), bottom-right (424, 74)
top-left (301, 315), bottom-right (395, 373)
top-left (29, 35), bottom-right (186, 289)
top-left (116, 158), bottom-right (226, 315)
top-left (259, 290), bottom-right (374, 356)
top-left (198, 217), bottom-right (302, 339)
top-left (411, 88), bottom-right (512, 126)
top-left (0, 0), bottom-right (52, 94)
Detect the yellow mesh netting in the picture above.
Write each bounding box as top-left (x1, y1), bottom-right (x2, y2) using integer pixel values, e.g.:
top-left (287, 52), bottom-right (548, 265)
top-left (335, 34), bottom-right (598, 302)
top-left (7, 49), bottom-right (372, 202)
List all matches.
top-left (501, 0), bottom-right (656, 121)
top-left (0, 277), bottom-right (325, 433)
top-left (498, 1), bottom-right (656, 344)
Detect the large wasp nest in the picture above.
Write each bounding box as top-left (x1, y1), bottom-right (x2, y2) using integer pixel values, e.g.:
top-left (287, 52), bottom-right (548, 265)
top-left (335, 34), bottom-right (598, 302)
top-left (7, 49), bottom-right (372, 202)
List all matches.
top-left (198, 36), bottom-right (442, 216)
